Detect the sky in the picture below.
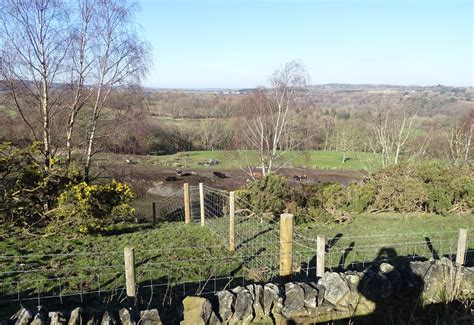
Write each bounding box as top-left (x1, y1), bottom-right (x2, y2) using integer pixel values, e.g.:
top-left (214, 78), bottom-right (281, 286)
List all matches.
top-left (136, 0), bottom-right (473, 88)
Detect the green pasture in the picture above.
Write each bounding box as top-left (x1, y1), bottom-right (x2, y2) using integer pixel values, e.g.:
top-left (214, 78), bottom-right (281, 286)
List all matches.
top-left (99, 150), bottom-right (381, 171)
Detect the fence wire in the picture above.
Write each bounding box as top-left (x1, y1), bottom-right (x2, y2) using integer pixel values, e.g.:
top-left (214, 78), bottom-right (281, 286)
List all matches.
top-left (202, 185), bottom-right (280, 281)
top-left (152, 188), bottom-right (185, 222)
top-left (0, 183), bottom-right (470, 314)
top-left (294, 229), bottom-right (468, 279)
top-left (0, 250), bottom-right (125, 306)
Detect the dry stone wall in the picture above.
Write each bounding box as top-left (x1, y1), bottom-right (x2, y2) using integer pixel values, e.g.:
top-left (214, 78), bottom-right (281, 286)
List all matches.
top-left (5, 258), bottom-right (473, 325)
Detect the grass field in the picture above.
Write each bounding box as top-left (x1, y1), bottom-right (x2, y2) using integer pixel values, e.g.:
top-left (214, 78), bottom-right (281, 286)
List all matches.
top-left (1, 212), bottom-right (472, 315)
top-left (295, 213), bottom-right (474, 271)
top-left (100, 150), bottom-right (381, 171)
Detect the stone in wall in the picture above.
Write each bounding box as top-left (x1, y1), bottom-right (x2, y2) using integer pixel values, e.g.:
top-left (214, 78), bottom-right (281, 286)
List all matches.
top-left (3, 259), bottom-right (473, 325)
top-left (203, 258), bottom-right (474, 324)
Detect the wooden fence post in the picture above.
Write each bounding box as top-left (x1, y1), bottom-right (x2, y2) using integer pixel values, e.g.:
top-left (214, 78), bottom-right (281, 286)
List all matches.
top-left (199, 183), bottom-right (205, 226)
top-left (124, 247), bottom-right (136, 301)
top-left (183, 183), bottom-right (190, 224)
top-left (456, 228), bottom-right (468, 265)
top-left (317, 235), bottom-right (326, 277)
top-left (152, 202), bottom-right (156, 225)
top-left (229, 191), bottom-right (235, 252)
top-left (280, 213), bottom-right (294, 277)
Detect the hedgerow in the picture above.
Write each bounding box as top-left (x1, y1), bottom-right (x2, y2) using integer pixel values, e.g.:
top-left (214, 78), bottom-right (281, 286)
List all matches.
top-left (240, 162), bottom-right (473, 225)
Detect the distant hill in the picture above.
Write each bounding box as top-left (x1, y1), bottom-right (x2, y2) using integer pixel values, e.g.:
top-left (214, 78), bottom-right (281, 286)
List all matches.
top-left (144, 84), bottom-right (470, 94)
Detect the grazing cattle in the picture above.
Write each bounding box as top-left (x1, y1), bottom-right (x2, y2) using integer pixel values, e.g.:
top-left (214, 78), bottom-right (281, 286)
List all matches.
top-left (213, 171), bottom-right (227, 178)
top-left (165, 176), bottom-right (178, 182)
top-left (176, 168), bottom-right (183, 176)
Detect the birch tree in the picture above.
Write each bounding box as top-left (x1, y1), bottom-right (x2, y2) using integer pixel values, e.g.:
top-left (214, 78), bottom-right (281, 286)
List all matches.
top-left (64, 0), bottom-right (95, 167)
top-left (447, 110), bottom-right (473, 164)
top-left (0, 0), bottom-right (70, 169)
top-left (370, 105), bottom-right (417, 167)
top-left (83, 0), bottom-right (148, 180)
top-left (242, 61), bottom-right (309, 176)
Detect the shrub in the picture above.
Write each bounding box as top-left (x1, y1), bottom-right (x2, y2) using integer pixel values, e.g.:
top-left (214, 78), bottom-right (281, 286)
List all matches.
top-left (0, 142), bottom-right (79, 227)
top-left (293, 206), bottom-right (334, 225)
top-left (305, 184), bottom-right (331, 209)
top-left (51, 180), bottom-right (135, 234)
top-left (371, 176), bottom-right (428, 213)
top-left (237, 174), bottom-right (289, 216)
top-left (321, 183), bottom-right (348, 211)
top-left (347, 182), bottom-right (376, 213)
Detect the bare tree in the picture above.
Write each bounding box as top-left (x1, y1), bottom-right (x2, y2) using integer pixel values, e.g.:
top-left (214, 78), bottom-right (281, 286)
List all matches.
top-left (447, 109), bottom-right (473, 164)
top-left (83, 0), bottom-right (149, 180)
top-left (197, 119), bottom-right (231, 151)
top-left (369, 100), bottom-right (418, 167)
top-left (242, 61), bottom-right (309, 176)
top-left (0, 0), bottom-right (70, 169)
top-left (64, 0), bottom-right (95, 167)
top-left (1, 0), bottom-right (149, 178)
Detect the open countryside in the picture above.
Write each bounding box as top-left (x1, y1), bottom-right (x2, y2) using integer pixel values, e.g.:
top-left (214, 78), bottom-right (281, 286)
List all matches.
top-left (0, 0), bottom-right (473, 324)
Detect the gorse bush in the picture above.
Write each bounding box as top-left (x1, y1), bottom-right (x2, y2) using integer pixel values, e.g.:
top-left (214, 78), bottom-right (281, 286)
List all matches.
top-left (288, 183), bottom-right (347, 224)
top-left (307, 162), bottom-right (472, 215)
top-left (239, 162), bottom-right (473, 222)
top-left (0, 142), bottom-right (136, 235)
top-left (237, 174), bottom-right (289, 215)
top-left (50, 181), bottom-right (135, 234)
top-left (0, 142), bottom-right (79, 227)
top-left (347, 182), bottom-right (375, 213)
top-left (368, 162), bottom-right (473, 213)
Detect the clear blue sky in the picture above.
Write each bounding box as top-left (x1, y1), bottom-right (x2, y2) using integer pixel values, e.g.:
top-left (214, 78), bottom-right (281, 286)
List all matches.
top-left (137, 0), bottom-right (473, 88)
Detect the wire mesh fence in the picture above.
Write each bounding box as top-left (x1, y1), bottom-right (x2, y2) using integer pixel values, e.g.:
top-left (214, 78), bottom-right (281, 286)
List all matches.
top-left (0, 250), bottom-right (125, 306)
top-left (202, 185), bottom-right (280, 281)
top-left (293, 229), bottom-right (470, 279)
top-left (202, 185), bottom-right (230, 244)
top-left (152, 189), bottom-right (185, 222)
top-left (0, 182), bottom-right (470, 314)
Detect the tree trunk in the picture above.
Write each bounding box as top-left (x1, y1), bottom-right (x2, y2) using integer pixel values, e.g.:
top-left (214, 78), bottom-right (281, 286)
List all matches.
top-left (84, 119), bottom-right (97, 181)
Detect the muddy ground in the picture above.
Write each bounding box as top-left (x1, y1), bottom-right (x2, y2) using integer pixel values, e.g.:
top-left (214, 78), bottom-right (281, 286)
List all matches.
top-left (103, 163), bottom-right (368, 198)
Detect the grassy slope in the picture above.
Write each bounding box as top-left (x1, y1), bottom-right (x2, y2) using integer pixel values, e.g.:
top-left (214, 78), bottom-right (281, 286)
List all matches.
top-left (0, 223), bottom-right (238, 307)
top-left (1, 213), bottom-right (471, 304)
top-left (296, 213), bottom-right (474, 270)
top-left (100, 150), bottom-right (381, 171)
top-left (299, 212), bottom-right (473, 238)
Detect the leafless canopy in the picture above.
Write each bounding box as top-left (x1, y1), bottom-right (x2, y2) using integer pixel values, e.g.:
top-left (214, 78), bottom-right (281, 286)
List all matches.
top-left (0, 0), bottom-right (150, 175)
top-left (242, 61), bottom-right (310, 176)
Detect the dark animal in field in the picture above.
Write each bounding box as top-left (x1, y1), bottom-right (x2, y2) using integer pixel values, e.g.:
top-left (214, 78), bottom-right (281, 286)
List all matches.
top-left (213, 171), bottom-right (227, 178)
top-left (181, 172), bottom-right (192, 177)
top-left (176, 168), bottom-right (183, 176)
top-left (292, 175), bottom-right (308, 181)
top-left (165, 176), bottom-right (178, 182)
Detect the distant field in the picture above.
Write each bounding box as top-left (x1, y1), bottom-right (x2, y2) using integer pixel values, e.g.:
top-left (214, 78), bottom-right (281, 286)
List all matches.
top-left (99, 150), bottom-right (381, 171)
